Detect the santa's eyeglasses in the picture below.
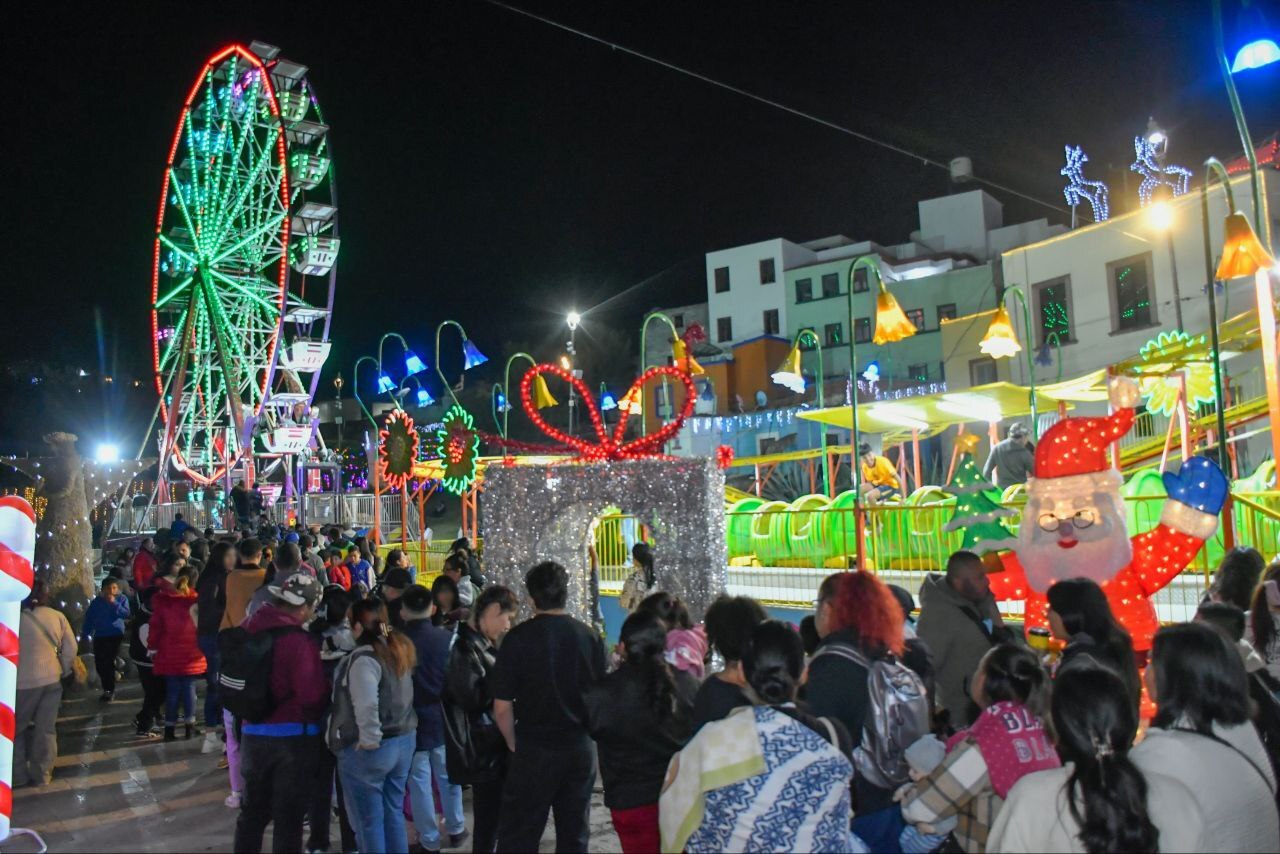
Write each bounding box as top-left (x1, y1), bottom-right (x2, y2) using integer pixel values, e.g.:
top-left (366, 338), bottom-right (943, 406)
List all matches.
top-left (1037, 509), bottom-right (1096, 532)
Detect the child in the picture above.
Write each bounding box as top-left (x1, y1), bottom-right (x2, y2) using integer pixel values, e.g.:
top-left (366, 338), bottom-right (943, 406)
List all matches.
top-left (637, 592), bottom-right (708, 679)
top-left (82, 578), bottom-right (130, 702)
top-left (129, 589), bottom-right (164, 737)
top-left (897, 735), bottom-right (958, 853)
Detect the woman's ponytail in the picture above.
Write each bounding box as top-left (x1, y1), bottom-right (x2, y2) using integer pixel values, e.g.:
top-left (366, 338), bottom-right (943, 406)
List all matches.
top-left (620, 611), bottom-right (677, 716)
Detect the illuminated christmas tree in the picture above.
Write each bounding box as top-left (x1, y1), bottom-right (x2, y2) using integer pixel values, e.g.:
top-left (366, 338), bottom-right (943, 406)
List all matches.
top-left (943, 436), bottom-right (1015, 554)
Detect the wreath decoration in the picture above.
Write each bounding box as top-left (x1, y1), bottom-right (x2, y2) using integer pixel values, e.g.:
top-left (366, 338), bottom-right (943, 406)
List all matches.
top-left (378, 409), bottom-right (419, 490)
top-left (436, 404), bottom-right (481, 495)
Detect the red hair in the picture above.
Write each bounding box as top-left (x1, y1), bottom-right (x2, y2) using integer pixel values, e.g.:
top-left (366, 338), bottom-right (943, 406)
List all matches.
top-left (820, 571), bottom-right (904, 656)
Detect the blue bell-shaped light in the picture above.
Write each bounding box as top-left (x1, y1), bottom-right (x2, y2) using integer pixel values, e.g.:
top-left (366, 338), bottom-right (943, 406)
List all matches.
top-left (496, 390), bottom-right (511, 413)
top-left (404, 350), bottom-right (427, 377)
top-left (377, 373), bottom-right (395, 394)
top-left (416, 388), bottom-right (435, 408)
top-left (462, 339), bottom-right (489, 370)
top-left (1034, 340), bottom-right (1054, 368)
top-left (600, 388), bottom-right (618, 411)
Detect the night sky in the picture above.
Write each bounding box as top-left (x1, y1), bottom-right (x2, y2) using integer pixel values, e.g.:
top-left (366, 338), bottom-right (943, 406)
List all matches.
top-left (2, 0), bottom-right (1278, 451)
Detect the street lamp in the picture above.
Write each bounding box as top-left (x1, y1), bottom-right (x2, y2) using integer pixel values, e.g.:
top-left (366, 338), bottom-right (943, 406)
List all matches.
top-left (979, 286), bottom-right (1041, 438)
top-left (845, 256), bottom-right (917, 502)
top-left (434, 320), bottom-right (489, 408)
top-left (351, 355), bottom-right (381, 429)
top-left (771, 328), bottom-right (830, 495)
top-left (639, 311), bottom-right (683, 438)
top-left (1148, 200), bottom-right (1185, 331)
top-left (565, 311), bottom-right (581, 434)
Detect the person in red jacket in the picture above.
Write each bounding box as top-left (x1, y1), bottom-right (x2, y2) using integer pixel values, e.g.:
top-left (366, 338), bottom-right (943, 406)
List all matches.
top-left (233, 573), bottom-right (329, 854)
top-left (132, 537), bottom-right (158, 591)
top-left (147, 568), bottom-right (206, 741)
top-left (325, 549), bottom-right (352, 591)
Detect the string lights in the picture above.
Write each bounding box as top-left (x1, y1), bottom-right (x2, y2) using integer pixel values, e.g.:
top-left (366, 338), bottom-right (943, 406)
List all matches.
top-left (434, 405), bottom-right (480, 496)
top-left (1131, 136), bottom-right (1191, 207)
top-left (1060, 145), bottom-right (1110, 222)
top-left (377, 409), bottom-right (419, 491)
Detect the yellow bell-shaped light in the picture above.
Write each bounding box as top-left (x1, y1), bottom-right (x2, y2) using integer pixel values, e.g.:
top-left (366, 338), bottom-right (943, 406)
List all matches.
top-left (770, 344), bottom-right (806, 393)
top-left (873, 284), bottom-right (918, 345)
top-left (1216, 211), bottom-right (1276, 280)
top-left (617, 385), bottom-right (643, 415)
top-left (672, 338), bottom-right (705, 375)
top-left (979, 305), bottom-right (1022, 359)
top-left (533, 374), bottom-right (558, 409)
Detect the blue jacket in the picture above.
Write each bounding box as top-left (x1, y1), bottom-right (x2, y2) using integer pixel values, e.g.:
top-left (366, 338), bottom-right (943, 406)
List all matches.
top-left (82, 595), bottom-right (130, 640)
top-left (403, 617), bottom-right (453, 751)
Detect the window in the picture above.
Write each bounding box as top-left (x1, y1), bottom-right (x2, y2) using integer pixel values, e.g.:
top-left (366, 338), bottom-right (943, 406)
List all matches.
top-left (936, 303), bottom-right (957, 324)
top-left (824, 322), bottom-right (843, 347)
top-left (907, 363), bottom-right (929, 382)
top-left (854, 317), bottom-right (872, 344)
top-left (970, 357), bottom-right (998, 386)
top-left (672, 313), bottom-right (685, 329)
top-left (852, 266), bottom-right (870, 292)
top-left (795, 278), bottom-right (813, 303)
top-left (714, 266), bottom-right (730, 293)
top-left (905, 308), bottom-right (926, 331)
top-left (1033, 277), bottom-right (1073, 344)
top-left (759, 258), bottom-right (776, 284)
top-left (763, 309), bottom-right (780, 335)
top-left (821, 272), bottom-right (840, 299)
top-left (716, 316), bottom-right (732, 342)
top-left (1108, 254), bottom-right (1155, 331)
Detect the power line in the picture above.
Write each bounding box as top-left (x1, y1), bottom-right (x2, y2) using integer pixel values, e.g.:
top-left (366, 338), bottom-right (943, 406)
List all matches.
top-left (482, 0), bottom-right (1067, 215)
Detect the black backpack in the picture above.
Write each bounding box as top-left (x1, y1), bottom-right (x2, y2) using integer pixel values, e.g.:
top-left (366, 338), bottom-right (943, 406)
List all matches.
top-left (218, 625), bottom-right (302, 722)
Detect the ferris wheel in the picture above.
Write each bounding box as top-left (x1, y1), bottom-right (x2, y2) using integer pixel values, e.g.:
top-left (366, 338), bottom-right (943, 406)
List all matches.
top-left (150, 41), bottom-right (338, 488)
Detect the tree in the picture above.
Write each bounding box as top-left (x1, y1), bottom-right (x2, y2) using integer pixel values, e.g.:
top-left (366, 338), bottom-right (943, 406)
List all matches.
top-left (943, 452), bottom-right (1015, 554)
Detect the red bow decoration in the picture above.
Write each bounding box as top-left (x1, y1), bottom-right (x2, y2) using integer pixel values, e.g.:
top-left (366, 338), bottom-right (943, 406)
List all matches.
top-left (519, 364), bottom-right (696, 461)
top-left (716, 445), bottom-right (735, 469)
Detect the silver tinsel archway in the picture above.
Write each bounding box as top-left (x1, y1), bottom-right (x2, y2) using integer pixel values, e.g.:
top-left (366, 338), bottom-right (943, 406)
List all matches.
top-left (481, 457), bottom-right (727, 627)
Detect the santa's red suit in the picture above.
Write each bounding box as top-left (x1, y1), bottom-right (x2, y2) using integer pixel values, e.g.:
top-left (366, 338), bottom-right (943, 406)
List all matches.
top-left (986, 378), bottom-right (1224, 651)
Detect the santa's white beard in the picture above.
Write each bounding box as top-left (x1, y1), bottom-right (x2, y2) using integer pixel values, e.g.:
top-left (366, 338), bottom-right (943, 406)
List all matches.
top-left (1017, 476), bottom-right (1132, 593)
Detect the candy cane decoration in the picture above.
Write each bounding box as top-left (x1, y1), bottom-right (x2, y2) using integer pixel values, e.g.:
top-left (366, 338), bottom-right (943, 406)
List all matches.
top-left (0, 496), bottom-right (36, 841)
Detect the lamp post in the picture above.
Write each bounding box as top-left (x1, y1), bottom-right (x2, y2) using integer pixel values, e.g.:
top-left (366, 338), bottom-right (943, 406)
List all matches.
top-left (639, 311), bottom-right (682, 438)
top-left (351, 355), bottom-right (381, 429)
top-left (332, 372), bottom-right (345, 450)
top-left (490, 383), bottom-right (511, 436)
top-left (566, 311), bottom-right (581, 435)
top-left (1149, 201), bottom-right (1186, 331)
top-left (979, 286), bottom-right (1040, 439)
top-left (771, 328), bottom-right (830, 495)
top-left (434, 320), bottom-right (489, 409)
top-left (1212, 0), bottom-right (1273, 245)
top-left (501, 351), bottom-right (539, 441)
top-left (845, 256), bottom-right (918, 500)
top-left (1199, 158), bottom-right (1237, 472)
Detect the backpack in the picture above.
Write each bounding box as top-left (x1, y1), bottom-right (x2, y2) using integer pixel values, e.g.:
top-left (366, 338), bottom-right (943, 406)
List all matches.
top-left (218, 625), bottom-right (302, 722)
top-left (814, 643), bottom-right (930, 789)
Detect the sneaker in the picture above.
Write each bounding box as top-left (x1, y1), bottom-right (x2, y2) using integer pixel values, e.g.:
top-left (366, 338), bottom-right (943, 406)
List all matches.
top-left (201, 731), bottom-right (221, 754)
top-left (225, 792), bottom-right (242, 809)
top-left (217, 754), bottom-right (229, 770)
top-left (99, 691), bottom-right (113, 703)
top-left (447, 830), bottom-right (470, 849)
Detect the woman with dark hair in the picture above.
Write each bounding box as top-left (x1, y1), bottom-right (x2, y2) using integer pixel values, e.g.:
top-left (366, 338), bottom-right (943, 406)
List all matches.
top-left (1046, 577), bottom-right (1141, 711)
top-left (989, 665), bottom-right (1204, 853)
top-left (331, 598), bottom-right (418, 854)
top-left (637, 591), bottom-right (708, 679)
top-left (619, 541), bottom-right (655, 612)
top-left (661, 621), bottom-right (858, 853)
top-left (1207, 546), bottom-right (1265, 611)
top-left (901, 644), bottom-right (1059, 852)
top-left (1132, 622), bottom-right (1279, 852)
top-left (147, 567), bottom-right (206, 741)
top-left (691, 595), bottom-right (767, 731)
top-left (384, 548), bottom-right (415, 583)
top-left (1249, 561), bottom-right (1280, 681)
top-left (431, 574), bottom-right (465, 633)
top-left (804, 570), bottom-right (918, 850)
top-left (586, 611), bottom-right (696, 853)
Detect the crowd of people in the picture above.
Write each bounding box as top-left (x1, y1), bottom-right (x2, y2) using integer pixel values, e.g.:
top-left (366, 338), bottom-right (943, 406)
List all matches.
top-left (13, 514), bottom-right (1280, 853)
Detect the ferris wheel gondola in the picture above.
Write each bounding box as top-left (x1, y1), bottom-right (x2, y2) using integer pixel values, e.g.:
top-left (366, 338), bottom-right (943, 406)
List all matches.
top-left (150, 41), bottom-right (338, 489)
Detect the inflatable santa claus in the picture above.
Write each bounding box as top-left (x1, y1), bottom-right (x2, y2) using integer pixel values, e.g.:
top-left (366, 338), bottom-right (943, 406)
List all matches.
top-left (987, 376), bottom-right (1228, 651)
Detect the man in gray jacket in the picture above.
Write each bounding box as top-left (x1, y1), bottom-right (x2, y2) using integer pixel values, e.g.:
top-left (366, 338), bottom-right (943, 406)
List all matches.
top-left (916, 550), bottom-right (1017, 727)
top-left (982, 422), bottom-right (1035, 487)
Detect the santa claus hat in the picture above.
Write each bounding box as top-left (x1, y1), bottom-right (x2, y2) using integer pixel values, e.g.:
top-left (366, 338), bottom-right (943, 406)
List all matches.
top-left (1032, 376), bottom-right (1140, 481)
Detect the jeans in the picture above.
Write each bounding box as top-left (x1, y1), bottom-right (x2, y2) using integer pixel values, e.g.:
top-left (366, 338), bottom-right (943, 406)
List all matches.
top-left (164, 674), bottom-right (198, 726)
top-left (197, 634), bottom-right (222, 727)
top-left (308, 741), bottom-right (356, 853)
top-left (498, 740), bottom-right (595, 853)
top-left (225, 709), bottom-right (243, 794)
top-left (407, 744), bottom-right (465, 849)
top-left (852, 805), bottom-right (906, 854)
top-left (13, 683), bottom-right (61, 787)
top-left (234, 733), bottom-right (322, 853)
top-left (338, 732), bottom-right (414, 854)
top-left (92, 635), bottom-right (123, 693)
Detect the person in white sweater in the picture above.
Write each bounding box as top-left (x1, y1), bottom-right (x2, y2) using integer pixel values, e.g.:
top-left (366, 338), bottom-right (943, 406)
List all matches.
top-left (989, 665), bottom-right (1204, 853)
top-left (1133, 622), bottom-right (1280, 853)
top-left (15, 581), bottom-right (77, 788)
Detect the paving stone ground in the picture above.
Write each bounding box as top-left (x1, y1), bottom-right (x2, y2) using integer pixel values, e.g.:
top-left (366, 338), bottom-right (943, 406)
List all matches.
top-left (4, 678), bottom-right (622, 853)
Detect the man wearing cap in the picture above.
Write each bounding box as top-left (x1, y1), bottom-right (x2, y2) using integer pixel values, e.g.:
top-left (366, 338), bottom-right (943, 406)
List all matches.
top-left (379, 566), bottom-right (414, 628)
top-left (982, 423), bottom-right (1036, 487)
top-left (233, 573), bottom-right (328, 853)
